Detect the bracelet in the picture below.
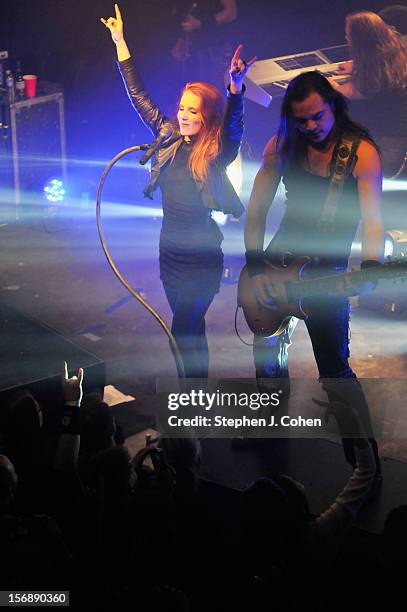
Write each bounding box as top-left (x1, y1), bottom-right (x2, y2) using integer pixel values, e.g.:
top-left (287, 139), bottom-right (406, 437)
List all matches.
top-left (246, 249), bottom-right (266, 278)
top-left (227, 83), bottom-right (246, 97)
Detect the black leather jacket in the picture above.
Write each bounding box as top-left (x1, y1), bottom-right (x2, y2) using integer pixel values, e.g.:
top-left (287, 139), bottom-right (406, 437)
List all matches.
top-left (118, 58), bottom-right (245, 218)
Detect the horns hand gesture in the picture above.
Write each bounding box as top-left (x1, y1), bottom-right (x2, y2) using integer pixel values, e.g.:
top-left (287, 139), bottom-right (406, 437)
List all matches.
top-left (229, 44), bottom-right (257, 91)
top-left (101, 3), bottom-right (124, 44)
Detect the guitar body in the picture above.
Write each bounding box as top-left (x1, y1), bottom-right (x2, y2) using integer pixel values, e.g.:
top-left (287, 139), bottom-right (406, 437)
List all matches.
top-left (238, 255), bottom-right (407, 338)
top-left (238, 256), bottom-right (312, 337)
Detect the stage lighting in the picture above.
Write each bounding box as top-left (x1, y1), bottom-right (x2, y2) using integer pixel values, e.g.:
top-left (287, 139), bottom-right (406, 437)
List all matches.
top-left (212, 153), bottom-right (244, 228)
top-left (44, 178), bottom-right (66, 203)
top-left (212, 210), bottom-right (228, 226)
top-left (383, 178), bottom-right (407, 192)
top-left (384, 230), bottom-right (407, 259)
top-left (226, 153), bottom-right (243, 196)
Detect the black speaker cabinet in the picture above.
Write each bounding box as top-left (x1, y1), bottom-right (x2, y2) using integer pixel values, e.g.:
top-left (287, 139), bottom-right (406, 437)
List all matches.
top-left (0, 302), bottom-right (105, 422)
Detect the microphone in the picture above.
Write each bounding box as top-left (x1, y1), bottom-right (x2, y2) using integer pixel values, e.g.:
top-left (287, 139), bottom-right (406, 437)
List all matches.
top-left (139, 125), bottom-right (177, 166)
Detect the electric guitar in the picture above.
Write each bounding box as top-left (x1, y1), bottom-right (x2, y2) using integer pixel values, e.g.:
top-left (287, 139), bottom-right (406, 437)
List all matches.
top-left (238, 256), bottom-right (407, 337)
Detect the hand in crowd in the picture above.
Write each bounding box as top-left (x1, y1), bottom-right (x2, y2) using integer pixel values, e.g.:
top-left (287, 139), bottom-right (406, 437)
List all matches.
top-left (62, 361), bottom-right (84, 405)
top-left (133, 445), bottom-right (176, 493)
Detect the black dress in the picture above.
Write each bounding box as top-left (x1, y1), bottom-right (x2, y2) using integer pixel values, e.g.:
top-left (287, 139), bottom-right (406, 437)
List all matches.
top-left (156, 139), bottom-right (226, 380)
top-left (158, 139), bottom-right (224, 294)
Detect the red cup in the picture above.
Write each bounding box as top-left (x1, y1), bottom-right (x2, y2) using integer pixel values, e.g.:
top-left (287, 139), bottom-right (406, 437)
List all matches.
top-left (23, 74), bottom-right (38, 98)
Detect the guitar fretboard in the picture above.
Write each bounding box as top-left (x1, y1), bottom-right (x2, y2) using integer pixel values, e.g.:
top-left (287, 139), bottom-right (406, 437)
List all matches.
top-left (287, 263), bottom-right (405, 301)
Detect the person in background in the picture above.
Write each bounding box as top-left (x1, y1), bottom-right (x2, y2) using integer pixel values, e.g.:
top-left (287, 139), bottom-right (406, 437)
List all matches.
top-left (335, 10), bottom-right (407, 180)
top-left (237, 400), bottom-right (377, 609)
top-left (171, 0), bottom-right (239, 88)
top-left (379, 4), bottom-right (407, 36)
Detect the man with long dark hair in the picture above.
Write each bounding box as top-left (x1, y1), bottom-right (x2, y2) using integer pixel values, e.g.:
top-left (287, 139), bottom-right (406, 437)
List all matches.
top-left (244, 71), bottom-right (383, 477)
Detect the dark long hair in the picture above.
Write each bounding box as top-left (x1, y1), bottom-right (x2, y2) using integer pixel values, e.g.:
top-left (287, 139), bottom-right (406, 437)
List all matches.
top-left (276, 71), bottom-right (375, 169)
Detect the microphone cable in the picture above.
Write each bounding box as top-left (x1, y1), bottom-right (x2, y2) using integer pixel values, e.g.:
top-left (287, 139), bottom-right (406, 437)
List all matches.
top-left (96, 145), bottom-right (186, 383)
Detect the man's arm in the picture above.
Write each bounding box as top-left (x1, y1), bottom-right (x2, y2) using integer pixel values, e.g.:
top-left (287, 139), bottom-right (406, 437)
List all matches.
top-left (244, 136), bottom-right (283, 307)
top-left (245, 136), bottom-right (282, 252)
top-left (330, 63), bottom-right (364, 100)
top-left (332, 80), bottom-right (364, 100)
top-left (354, 140), bottom-right (384, 263)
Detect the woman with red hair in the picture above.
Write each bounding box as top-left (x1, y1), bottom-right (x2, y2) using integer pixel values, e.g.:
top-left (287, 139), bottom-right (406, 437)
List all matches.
top-left (102, 4), bottom-right (254, 380)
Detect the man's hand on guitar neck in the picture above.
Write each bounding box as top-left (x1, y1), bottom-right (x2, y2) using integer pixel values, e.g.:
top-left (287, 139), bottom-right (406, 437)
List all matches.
top-left (252, 274), bottom-right (279, 310)
top-left (333, 261), bottom-right (380, 298)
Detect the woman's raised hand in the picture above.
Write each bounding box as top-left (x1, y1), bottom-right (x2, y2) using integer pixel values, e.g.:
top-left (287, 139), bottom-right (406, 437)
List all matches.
top-left (100, 3), bottom-right (124, 45)
top-left (229, 44), bottom-right (257, 92)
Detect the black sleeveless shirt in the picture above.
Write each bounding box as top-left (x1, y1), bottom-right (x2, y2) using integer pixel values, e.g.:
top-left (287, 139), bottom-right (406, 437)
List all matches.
top-left (267, 161), bottom-right (360, 271)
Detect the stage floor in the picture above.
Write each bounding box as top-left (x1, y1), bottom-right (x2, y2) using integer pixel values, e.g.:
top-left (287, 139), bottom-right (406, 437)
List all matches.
top-left (1, 206), bottom-right (406, 380)
top-left (1, 202), bottom-right (407, 532)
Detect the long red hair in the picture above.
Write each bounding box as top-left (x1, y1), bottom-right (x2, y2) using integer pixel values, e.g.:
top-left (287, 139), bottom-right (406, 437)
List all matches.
top-left (176, 81), bottom-right (225, 182)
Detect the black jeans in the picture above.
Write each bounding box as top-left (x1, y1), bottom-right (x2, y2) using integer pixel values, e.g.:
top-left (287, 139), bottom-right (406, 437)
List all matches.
top-left (163, 282), bottom-right (216, 380)
top-left (254, 294), bottom-right (378, 470)
top-left (253, 294), bottom-right (354, 379)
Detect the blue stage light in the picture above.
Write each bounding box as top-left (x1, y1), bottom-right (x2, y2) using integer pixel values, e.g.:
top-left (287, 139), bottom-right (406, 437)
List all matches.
top-left (43, 178), bottom-right (66, 203)
top-left (385, 230), bottom-right (407, 259)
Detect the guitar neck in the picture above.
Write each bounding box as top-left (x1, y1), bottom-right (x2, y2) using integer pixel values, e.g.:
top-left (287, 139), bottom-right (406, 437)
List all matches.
top-left (290, 267), bottom-right (383, 301)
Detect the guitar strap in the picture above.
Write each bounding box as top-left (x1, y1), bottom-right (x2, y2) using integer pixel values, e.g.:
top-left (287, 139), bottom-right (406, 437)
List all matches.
top-left (317, 131), bottom-right (361, 233)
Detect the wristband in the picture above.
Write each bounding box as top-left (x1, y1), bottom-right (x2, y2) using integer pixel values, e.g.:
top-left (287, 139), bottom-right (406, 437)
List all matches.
top-left (360, 260), bottom-right (381, 270)
top-left (227, 83), bottom-right (246, 97)
top-left (246, 249), bottom-right (266, 278)
top-left (62, 404), bottom-right (80, 435)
